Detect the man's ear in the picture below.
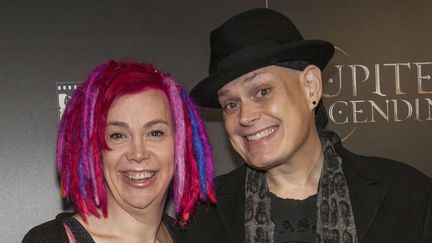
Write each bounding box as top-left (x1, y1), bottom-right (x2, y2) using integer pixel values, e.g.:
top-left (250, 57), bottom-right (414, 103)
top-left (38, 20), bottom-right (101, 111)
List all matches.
top-left (302, 65), bottom-right (322, 107)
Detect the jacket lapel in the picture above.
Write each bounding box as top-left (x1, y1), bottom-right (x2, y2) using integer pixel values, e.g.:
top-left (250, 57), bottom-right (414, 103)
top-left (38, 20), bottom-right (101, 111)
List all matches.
top-left (216, 166), bottom-right (247, 243)
top-left (341, 149), bottom-right (388, 242)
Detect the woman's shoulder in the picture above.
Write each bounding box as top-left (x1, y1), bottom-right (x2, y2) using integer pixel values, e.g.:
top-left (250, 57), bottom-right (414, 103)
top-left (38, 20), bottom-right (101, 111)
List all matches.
top-left (22, 212), bottom-right (73, 243)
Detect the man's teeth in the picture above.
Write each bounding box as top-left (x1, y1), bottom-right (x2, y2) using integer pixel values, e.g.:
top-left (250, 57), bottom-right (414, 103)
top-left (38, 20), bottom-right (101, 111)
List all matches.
top-left (125, 171), bottom-right (155, 180)
top-left (246, 127), bottom-right (277, 141)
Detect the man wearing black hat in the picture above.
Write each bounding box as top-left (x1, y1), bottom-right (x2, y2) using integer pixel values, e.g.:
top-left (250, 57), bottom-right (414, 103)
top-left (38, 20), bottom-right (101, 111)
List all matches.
top-left (187, 8), bottom-right (432, 243)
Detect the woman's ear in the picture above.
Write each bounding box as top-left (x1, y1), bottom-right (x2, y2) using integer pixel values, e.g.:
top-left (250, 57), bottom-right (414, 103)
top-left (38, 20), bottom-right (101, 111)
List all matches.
top-left (302, 65), bottom-right (322, 108)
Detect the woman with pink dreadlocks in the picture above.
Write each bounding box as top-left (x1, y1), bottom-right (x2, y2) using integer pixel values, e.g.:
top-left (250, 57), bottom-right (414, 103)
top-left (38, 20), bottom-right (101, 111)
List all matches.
top-left (23, 60), bottom-right (216, 243)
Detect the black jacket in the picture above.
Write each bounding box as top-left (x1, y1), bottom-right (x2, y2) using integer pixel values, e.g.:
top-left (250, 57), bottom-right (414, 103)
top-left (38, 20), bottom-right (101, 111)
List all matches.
top-left (186, 145), bottom-right (432, 243)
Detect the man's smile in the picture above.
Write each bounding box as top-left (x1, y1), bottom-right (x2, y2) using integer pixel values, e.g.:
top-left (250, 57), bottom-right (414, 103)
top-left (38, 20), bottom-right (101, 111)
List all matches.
top-left (245, 126), bottom-right (279, 141)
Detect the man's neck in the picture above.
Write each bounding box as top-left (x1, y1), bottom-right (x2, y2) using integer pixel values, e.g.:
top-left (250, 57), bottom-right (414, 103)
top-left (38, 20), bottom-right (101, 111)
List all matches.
top-left (266, 134), bottom-right (324, 200)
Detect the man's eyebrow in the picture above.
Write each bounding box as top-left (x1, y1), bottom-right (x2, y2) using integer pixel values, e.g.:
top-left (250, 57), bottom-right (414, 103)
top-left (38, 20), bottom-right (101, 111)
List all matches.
top-left (241, 71), bottom-right (262, 84)
top-left (217, 90), bottom-right (227, 98)
top-left (217, 71), bottom-right (263, 98)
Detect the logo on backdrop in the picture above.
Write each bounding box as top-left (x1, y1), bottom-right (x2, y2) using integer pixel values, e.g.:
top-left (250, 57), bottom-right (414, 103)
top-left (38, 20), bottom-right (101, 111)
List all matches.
top-left (322, 47), bottom-right (432, 139)
top-left (57, 83), bottom-right (79, 119)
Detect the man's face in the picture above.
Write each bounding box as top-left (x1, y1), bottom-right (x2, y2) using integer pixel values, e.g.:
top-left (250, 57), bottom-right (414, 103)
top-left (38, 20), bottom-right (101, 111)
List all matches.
top-left (217, 65), bottom-right (320, 170)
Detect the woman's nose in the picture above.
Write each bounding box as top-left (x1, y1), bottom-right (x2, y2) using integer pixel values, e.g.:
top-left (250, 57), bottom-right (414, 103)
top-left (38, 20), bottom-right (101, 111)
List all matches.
top-left (126, 138), bottom-right (150, 162)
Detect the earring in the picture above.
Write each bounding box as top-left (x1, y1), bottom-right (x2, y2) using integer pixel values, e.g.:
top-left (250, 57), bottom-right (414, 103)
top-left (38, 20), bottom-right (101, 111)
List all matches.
top-left (312, 101), bottom-right (317, 105)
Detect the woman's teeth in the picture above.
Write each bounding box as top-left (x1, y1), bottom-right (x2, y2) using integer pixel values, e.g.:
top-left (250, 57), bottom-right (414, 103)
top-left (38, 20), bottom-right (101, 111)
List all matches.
top-left (124, 171), bottom-right (155, 180)
top-left (246, 127), bottom-right (277, 141)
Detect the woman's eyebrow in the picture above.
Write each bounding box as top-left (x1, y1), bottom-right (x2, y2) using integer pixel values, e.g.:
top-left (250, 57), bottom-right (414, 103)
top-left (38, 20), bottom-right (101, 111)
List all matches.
top-left (144, 119), bottom-right (169, 129)
top-left (106, 119), bottom-right (169, 129)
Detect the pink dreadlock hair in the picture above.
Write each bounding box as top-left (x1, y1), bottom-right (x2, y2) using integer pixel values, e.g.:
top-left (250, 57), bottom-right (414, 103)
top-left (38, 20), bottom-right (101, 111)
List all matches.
top-left (57, 60), bottom-right (216, 224)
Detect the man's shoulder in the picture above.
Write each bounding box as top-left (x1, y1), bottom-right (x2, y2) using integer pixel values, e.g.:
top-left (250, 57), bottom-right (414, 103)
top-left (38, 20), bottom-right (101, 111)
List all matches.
top-left (216, 164), bottom-right (247, 190)
top-left (22, 212), bottom-right (73, 243)
top-left (337, 145), bottom-right (431, 186)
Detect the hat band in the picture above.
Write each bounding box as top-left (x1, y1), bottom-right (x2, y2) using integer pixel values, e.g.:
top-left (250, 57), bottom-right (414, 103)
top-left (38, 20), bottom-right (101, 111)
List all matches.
top-left (211, 39), bottom-right (296, 74)
top-left (276, 60), bottom-right (309, 71)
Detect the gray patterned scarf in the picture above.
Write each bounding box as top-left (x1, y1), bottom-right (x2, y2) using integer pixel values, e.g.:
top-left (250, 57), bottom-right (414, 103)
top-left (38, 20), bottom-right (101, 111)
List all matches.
top-left (244, 138), bottom-right (358, 243)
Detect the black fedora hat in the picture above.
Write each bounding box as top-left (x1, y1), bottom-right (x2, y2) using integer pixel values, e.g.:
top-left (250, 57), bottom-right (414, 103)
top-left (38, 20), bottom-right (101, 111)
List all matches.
top-left (190, 8), bottom-right (334, 108)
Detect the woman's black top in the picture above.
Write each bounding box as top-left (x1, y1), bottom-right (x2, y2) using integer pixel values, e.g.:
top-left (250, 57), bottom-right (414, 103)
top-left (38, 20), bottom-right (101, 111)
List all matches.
top-left (22, 212), bottom-right (184, 243)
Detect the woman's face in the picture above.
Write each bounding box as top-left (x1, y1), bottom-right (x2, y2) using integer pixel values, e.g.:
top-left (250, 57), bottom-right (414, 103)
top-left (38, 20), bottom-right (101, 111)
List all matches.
top-left (102, 89), bottom-right (174, 213)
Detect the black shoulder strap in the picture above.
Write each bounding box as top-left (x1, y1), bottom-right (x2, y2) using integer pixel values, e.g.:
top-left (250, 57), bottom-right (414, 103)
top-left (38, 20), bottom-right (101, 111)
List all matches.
top-left (62, 217), bottom-right (95, 243)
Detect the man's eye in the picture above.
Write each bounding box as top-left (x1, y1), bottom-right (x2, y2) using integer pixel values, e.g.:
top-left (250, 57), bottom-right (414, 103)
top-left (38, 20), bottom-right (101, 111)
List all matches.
top-left (223, 102), bottom-right (238, 112)
top-left (109, 133), bottom-right (125, 140)
top-left (257, 88), bottom-right (271, 97)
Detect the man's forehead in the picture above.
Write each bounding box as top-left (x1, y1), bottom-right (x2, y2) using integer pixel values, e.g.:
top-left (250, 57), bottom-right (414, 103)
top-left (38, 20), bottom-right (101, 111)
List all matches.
top-left (217, 71), bottom-right (264, 97)
top-left (217, 66), bottom-right (299, 97)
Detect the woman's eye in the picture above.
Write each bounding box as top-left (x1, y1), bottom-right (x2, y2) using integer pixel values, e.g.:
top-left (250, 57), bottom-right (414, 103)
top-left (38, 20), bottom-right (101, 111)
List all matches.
top-left (257, 88), bottom-right (271, 97)
top-left (109, 133), bottom-right (125, 140)
top-left (148, 130), bottom-right (164, 137)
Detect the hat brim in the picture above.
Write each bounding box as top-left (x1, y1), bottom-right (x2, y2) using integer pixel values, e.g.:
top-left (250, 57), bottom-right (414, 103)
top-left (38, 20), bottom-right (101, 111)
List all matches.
top-left (191, 40), bottom-right (334, 108)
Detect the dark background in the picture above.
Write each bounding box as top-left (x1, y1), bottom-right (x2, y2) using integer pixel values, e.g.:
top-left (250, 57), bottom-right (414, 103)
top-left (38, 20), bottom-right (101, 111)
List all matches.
top-left (1, 1), bottom-right (430, 241)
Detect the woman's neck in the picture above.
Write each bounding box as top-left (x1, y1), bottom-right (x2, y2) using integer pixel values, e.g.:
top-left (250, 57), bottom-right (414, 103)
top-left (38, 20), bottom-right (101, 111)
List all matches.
top-left (73, 199), bottom-right (171, 243)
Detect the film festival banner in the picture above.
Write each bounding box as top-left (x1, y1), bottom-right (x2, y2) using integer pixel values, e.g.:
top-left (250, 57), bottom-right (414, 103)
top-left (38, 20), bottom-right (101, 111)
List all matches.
top-left (326, 48), bottom-right (431, 124)
top-left (57, 82), bottom-right (79, 119)
top-left (321, 46), bottom-right (431, 175)
top-left (323, 47), bottom-right (431, 137)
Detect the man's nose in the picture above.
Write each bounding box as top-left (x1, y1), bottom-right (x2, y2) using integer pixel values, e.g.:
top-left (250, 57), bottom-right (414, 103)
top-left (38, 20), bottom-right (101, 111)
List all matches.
top-left (239, 101), bottom-right (260, 126)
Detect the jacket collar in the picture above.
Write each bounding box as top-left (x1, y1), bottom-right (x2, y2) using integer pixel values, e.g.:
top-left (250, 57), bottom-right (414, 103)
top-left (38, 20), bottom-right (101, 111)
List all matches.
top-left (216, 147), bottom-right (388, 243)
top-left (337, 146), bottom-right (388, 242)
top-left (216, 165), bottom-right (247, 243)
